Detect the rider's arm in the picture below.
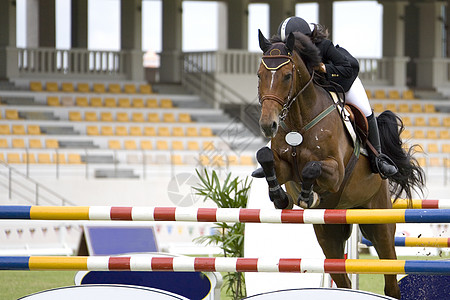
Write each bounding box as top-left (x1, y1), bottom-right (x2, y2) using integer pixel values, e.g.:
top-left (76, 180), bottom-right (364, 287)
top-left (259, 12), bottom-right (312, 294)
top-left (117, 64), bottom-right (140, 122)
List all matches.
top-left (317, 39), bottom-right (353, 80)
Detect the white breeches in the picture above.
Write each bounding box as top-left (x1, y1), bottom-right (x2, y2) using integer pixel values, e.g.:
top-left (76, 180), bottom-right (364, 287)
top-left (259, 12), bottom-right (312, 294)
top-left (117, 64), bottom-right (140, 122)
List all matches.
top-left (345, 77), bottom-right (372, 117)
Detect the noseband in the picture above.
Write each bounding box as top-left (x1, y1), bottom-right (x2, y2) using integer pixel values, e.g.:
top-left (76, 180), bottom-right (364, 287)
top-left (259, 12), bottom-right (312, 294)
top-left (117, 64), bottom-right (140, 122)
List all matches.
top-left (259, 54), bottom-right (315, 121)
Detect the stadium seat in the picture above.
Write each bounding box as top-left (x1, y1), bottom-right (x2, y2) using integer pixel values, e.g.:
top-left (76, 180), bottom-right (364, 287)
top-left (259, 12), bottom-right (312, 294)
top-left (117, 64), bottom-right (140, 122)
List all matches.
top-left (143, 127), bottom-right (156, 136)
top-left (424, 104), bottom-right (436, 113)
top-left (76, 97), bottom-right (89, 107)
top-left (374, 90), bottom-right (387, 99)
top-left (131, 112), bottom-right (145, 122)
top-left (140, 140), bottom-right (153, 150)
top-left (200, 127), bottom-right (213, 137)
top-left (398, 103), bottom-right (409, 113)
top-left (0, 139), bottom-right (8, 148)
top-left (413, 130), bottom-right (425, 139)
top-left (118, 98), bottom-right (131, 107)
top-left (414, 117), bottom-right (426, 127)
top-left (402, 89), bottom-right (415, 100)
top-left (132, 98), bottom-right (144, 108)
top-left (22, 153), bottom-right (36, 164)
top-left (37, 153), bottom-right (52, 164)
top-left (77, 83), bottom-right (90, 93)
top-left (427, 143), bottom-right (439, 153)
top-left (411, 103), bottom-right (422, 113)
top-left (61, 82), bottom-right (74, 93)
top-left (69, 111), bottom-right (83, 121)
top-left (53, 153), bottom-right (66, 164)
top-left (171, 155), bottom-right (184, 165)
top-left (93, 83), bottom-right (106, 93)
top-left (86, 126), bottom-right (99, 136)
top-left (124, 140), bottom-right (137, 150)
top-left (129, 126), bottom-right (142, 136)
top-left (442, 144), bottom-right (450, 153)
top-left (104, 97), bottom-right (117, 107)
top-left (101, 126), bottom-right (114, 136)
top-left (12, 138), bottom-right (25, 148)
top-left (45, 139), bottom-right (59, 148)
top-left (146, 99), bottom-right (158, 108)
top-left (68, 153), bottom-right (83, 164)
top-left (240, 155), bottom-right (254, 165)
top-left (440, 130), bottom-right (449, 140)
top-left (426, 130), bottom-right (438, 139)
top-left (124, 84), bottom-right (137, 94)
top-left (100, 112), bottom-right (114, 122)
top-left (47, 96), bottom-right (60, 106)
top-left (428, 117), bottom-right (441, 127)
top-left (139, 84), bottom-right (152, 94)
top-left (0, 153), bottom-right (4, 162)
top-left (443, 117), bottom-right (450, 127)
top-left (90, 97), bottom-right (103, 107)
top-left (85, 112), bottom-right (98, 122)
top-left (7, 153), bottom-right (21, 164)
top-left (157, 127), bottom-right (171, 136)
top-left (372, 103), bottom-right (384, 113)
top-left (156, 140), bottom-right (169, 150)
top-left (115, 126), bottom-right (128, 136)
top-left (402, 116), bottom-right (412, 127)
top-left (45, 82), bottom-right (59, 92)
top-left (388, 90), bottom-right (400, 99)
top-left (187, 141), bottom-right (200, 151)
top-left (30, 81), bottom-right (43, 92)
top-left (0, 125), bottom-right (10, 135)
top-left (6, 110), bottom-right (19, 120)
top-left (163, 113), bottom-right (176, 122)
top-left (178, 113), bottom-right (192, 122)
top-left (172, 127), bottom-right (184, 137)
top-left (108, 140), bottom-right (122, 150)
top-left (212, 155), bottom-right (225, 167)
top-left (202, 141), bottom-right (215, 151)
top-left (429, 157), bottom-right (441, 167)
top-left (147, 113), bottom-right (160, 122)
top-left (116, 112), bottom-right (129, 122)
top-left (61, 96), bottom-right (74, 106)
top-left (227, 155), bottom-right (238, 165)
top-left (172, 141), bottom-right (184, 150)
top-left (108, 83), bottom-right (121, 93)
top-left (160, 98), bottom-right (173, 108)
top-left (385, 103), bottom-right (397, 112)
top-left (12, 125), bottom-right (26, 135)
top-left (186, 127), bottom-right (198, 136)
top-left (365, 90), bottom-right (372, 99)
top-left (198, 155), bottom-right (210, 166)
top-left (27, 125), bottom-right (41, 135)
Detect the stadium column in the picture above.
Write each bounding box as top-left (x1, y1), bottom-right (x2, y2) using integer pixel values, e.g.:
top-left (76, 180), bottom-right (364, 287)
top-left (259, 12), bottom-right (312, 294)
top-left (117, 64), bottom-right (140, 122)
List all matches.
top-left (268, 0), bottom-right (296, 37)
top-left (0, 0), bottom-right (19, 79)
top-left (317, 0), bottom-right (333, 40)
top-left (71, 0), bottom-right (88, 49)
top-left (121, 0), bottom-right (144, 81)
top-left (160, 0), bottom-right (182, 83)
top-left (379, 1), bottom-right (408, 87)
top-left (38, 0), bottom-right (56, 48)
top-left (227, 0), bottom-right (249, 50)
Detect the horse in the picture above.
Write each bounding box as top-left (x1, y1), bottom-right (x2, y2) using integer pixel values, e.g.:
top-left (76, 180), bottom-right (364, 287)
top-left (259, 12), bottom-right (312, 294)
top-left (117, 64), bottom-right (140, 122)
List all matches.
top-left (255, 30), bottom-right (425, 299)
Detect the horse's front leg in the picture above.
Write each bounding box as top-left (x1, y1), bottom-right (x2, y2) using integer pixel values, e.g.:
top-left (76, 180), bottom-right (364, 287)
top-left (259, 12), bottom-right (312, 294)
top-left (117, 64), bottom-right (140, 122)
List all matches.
top-left (256, 147), bottom-right (293, 209)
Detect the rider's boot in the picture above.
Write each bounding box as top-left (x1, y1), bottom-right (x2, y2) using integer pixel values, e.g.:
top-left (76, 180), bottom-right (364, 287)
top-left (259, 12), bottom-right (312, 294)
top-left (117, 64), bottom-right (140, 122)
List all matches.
top-left (367, 113), bottom-right (398, 178)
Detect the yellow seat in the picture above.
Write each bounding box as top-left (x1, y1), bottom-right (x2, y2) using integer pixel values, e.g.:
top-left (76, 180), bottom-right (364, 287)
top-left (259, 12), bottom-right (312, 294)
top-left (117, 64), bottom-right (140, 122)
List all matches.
top-left (108, 140), bottom-right (122, 150)
top-left (156, 140), bottom-right (169, 150)
top-left (0, 153), bottom-right (4, 161)
top-left (100, 112), bottom-right (114, 122)
top-left (69, 111), bottom-right (83, 121)
top-left (414, 117), bottom-right (426, 127)
top-left (202, 141), bottom-right (215, 151)
top-left (124, 84), bottom-right (137, 94)
top-left (75, 97), bottom-right (89, 107)
top-left (7, 153), bottom-right (21, 164)
top-left (77, 83), bottom-right (90, 93)
top-left (413, 130), bottom-right (425, 139)
top-left (442, 144), bottom-right (450, 153)
top-left (140, 140), bottom-right (153, 150)
top-left (398, 103), bottom-right (409, 113)
top-left (187, 141), bottom-right (199, 151)
top-left (172, 141), bottom-right (184, 150)
top-left (61, 82), bottom-right (74, 93)
top-left (93, 83), bottom-right (106, 93)
top-left (45, 82), bottom-right (59, 92)
top-left (147, 113), bottom-right (160, 122)
top-left (240, 155), bottom-right (254, 165)
top-left (160, 98), bottom-right (173, 108)
top-left (0, 139), bottom-right (8, 148)
top-left (12, 125), bottom-right (26, 135)
top-left (108, 83), bottom-right (121, 93)
top-left (27, 125), bottom-right (41, 135)
top-left (443, 117), bottom-right (450, 127)
top-left (171, 155), bottom-right (184, 165)
top-left (426, 130), bottom-right (438, 139)
top-left (132, 98), bottom-right (144, 108)
top-left (6, 110), bottom-right (19, 120)
top-left (116, 112), bottom-right (129, 122)
top-left (86, 126), bottom-right (99, 136)
top-left (365, 90), bottom-right (372, 99)
top-left (68, 153), bottom-right (83, 164)
top-left (199, 155), bottom-right (210, 166)
top-left (385, 103), bottom-right (397, 112)
top-left (372, 103), bottom-right (384, 113)
top-left (30, 81), bottom-right (43, 92)
top-left (374, 90), bottom-right (387, 99)
top-left (0, 125), bottom-right (10, 135)
top-left (428, 117), bottom-right (441, 127)
top-left (143, 127), bottom-right (156, 136)
top-left (424, 104), bottom-right (436, 113)
top-left (427, 143), bottom-right (439, 153)
top-left (172, 127), bottom-right (184, 137)
top-left (139, 84), bottom-right (152, 94)
top-left (211, 155), bottom-right (225, 167)
top-left (402, 116), bottom-right (412, 127)
top-left (186, 127), bottom-right (198, 137)
top-left (163, 113), bottom-right (176, 123)
top-left (416, 157), bottom-right (426, 167)
top-left (45, 139), bottom-right (59, 149)
top-left (12, 138), bottom-right (25, 148)
top-left (411, 103), bottom-right (422, 113)
top-left (157, 127), bottom-right (171, 136)
top-left (227, 155), bottom-right (238, 165)
top-left (429, 157), bottom-right (441, 167)
top-left (85, 111), bottom-right (98, 122)
top-left (37, 153), bottom-right (52, 164)
top-left (129, 126), bottom-right (143, 136)
top-left (101, 126), bottom-right (114, 136)
top-left (178, 113), bottom-right (192, 123)
top-left (124, 140), bottom-right (137, 150)
top-left (104, 97), bottom-right (117, 107)
top-left (146, 99), bottom-right (158, 108)
top-left (22, 153), bottom-right (36, 164)
top-left (388, 90), bottom-right (400, 100)
top-left (132, 112), bottom-right (145, 122)
top-left (115, 126), bottom-right (128, 136)
top-left (47, 96), bottom-right (60, 106)
top-left (402, 89), bottom-right (415, 100)
top-left (53, 153), bottom-right (66, 164)
top-left (440, 130), bottom-right (449, 140)
top-left (90, 97), bottom-right (103, 107)
top-left (61, 96), bottom-right (74, 106)
top-left (200, 127), bottom-right (213, 137)
top-left (118, 98), bottom-right (131, 107)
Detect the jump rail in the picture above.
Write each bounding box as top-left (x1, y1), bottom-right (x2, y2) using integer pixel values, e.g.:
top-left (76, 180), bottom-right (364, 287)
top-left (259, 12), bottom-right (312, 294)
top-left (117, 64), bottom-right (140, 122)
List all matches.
top-left (391, 199), bottom-right (450, 209)
top-left (0, 256), bottom-right (449, 275)
top-left (1, 206), bottom-right (450, 224)
top-left (361, 237), bottom-right (450, 248)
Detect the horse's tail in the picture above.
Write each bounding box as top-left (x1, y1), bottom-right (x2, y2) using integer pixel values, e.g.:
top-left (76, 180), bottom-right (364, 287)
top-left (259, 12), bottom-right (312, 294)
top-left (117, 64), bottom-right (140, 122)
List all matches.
top-left (377, 110), bottom-right (426, 202)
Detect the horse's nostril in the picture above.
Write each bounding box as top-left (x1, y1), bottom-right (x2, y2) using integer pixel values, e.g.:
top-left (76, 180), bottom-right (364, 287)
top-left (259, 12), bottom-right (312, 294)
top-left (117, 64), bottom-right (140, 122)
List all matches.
top-left (272, 121), bottom-right (278, 132)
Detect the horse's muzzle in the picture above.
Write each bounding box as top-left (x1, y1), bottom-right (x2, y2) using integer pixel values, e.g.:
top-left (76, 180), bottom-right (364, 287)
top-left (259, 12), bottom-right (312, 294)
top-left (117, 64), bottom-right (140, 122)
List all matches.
top-left (260, 120), bottom-right (278, 138)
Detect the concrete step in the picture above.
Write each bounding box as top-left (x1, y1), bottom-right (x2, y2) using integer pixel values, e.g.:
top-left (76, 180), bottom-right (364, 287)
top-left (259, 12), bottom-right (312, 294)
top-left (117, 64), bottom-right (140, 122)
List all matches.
top-left (40, 126), bottom-right (77, 135)
top-left (82, 155), bottom-right (115, 164)
top-left (59, 140), bottom-right (97, 149)
top-left (94, 169), bottom-right (139, 179)
top-left (20, 111), bottom-right (58, 120)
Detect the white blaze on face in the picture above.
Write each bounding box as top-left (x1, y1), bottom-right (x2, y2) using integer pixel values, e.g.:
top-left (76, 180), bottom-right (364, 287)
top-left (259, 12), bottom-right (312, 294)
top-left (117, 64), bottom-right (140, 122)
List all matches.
top-left (270, 71), bottom-right (276, 90)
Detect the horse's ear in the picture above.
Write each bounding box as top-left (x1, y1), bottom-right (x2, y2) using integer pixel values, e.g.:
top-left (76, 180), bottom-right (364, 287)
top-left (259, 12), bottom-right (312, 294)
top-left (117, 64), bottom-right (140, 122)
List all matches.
top-left (258, 29), bottom-right (272, 53)
top-left (286, 32), bottom-right (295, 53)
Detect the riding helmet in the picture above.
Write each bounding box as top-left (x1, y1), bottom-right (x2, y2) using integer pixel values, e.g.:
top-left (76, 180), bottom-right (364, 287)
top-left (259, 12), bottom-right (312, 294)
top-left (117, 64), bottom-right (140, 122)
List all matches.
top-left (277, 17), bottom-right (312, 42)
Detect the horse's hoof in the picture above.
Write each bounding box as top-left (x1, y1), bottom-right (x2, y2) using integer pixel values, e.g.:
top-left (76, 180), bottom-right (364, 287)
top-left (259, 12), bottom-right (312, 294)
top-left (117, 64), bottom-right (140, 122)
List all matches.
top-left (251, 167), bottom-right (265, 178)
top-left (272, 192), bottom-right (293, 209)
top-left (297, 192), bottom-right (320, 209)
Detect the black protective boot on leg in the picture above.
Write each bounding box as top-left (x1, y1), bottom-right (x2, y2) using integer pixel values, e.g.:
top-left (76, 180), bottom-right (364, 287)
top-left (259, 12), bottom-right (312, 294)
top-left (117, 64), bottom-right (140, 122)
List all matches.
top-left (367, 113), bottom-right (398, 178)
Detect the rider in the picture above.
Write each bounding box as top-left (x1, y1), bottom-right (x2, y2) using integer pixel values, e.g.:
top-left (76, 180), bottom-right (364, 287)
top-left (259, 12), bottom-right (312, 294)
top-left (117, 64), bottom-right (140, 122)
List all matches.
top-left (276, 16), bottom-right (398, 178)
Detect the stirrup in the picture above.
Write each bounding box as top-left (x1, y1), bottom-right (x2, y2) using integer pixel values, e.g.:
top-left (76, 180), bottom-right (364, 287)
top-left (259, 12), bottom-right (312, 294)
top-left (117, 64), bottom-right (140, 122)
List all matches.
top-left (375, 154), bottom-right (398, 179)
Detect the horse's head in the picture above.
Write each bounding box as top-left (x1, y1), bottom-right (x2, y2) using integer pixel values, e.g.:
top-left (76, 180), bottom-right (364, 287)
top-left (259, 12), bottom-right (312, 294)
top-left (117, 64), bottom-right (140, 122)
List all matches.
top-left (257, 30), bottom-right (321, 138)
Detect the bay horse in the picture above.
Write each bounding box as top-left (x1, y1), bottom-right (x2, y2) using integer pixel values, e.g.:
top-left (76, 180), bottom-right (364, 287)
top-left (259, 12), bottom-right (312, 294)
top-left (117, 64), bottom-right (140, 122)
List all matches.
top-left (255, 30), bottom-right (425, 299)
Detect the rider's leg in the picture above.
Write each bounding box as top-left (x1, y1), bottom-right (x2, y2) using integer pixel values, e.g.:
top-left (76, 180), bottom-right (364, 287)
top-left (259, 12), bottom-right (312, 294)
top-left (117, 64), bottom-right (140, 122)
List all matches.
top-left (345, 77), bottom-right (398, 178)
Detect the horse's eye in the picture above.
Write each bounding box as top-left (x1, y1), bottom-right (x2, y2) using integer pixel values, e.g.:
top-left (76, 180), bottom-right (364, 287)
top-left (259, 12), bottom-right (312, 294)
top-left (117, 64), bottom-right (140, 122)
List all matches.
top-left (257, 73), bottom-right (261, 80)
top-left (284, 73), bottom-right (292, 81)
